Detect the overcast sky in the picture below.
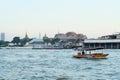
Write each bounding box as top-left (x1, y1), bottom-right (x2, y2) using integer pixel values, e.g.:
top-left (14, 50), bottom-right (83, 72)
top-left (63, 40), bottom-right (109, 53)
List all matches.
top-left (0, 0), bottom-right (120, 41)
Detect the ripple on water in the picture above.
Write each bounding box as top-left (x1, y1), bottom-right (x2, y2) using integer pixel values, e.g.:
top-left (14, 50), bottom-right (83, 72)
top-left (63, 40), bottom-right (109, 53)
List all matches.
top-left (83, 67), bottom-right (93, 70)
top-left (0, 49), bottom-right (120, 80)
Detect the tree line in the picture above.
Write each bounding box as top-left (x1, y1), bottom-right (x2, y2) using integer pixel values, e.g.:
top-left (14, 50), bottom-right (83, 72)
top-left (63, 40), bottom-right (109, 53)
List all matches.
top-left (0, 36), bottom-right (60, 47)
top-left (0, 36), bottom-right (32, 47)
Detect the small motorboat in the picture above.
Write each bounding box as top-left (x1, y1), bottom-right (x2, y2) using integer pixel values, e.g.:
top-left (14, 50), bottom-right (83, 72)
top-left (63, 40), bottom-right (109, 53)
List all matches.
top-left (73, 48), bottom-right (109, 59)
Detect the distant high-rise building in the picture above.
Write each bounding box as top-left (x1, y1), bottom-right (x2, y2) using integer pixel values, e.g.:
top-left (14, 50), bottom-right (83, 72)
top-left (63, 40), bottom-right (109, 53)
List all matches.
top-left (1, 33), bottom-right (5, 41)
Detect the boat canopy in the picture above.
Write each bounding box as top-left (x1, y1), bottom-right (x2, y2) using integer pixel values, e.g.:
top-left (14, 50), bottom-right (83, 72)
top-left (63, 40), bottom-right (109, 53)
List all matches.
top-left (76, 47), bottom-right (104, 51)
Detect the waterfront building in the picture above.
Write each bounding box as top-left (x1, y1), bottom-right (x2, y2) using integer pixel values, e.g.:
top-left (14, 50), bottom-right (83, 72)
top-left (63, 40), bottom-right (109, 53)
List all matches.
top-left (54, 33), bottom-right (67, 40)
top-left (1, 32), bottom-right (5, 41)
top-left (55, 32), bottom-right (87, 40)
top-left (116, 33), bottom-right (120, 39)
top-left (85, 33), bottom-right (120, 49)
top-left (98, 33), bottom-right (120, 39)
top-left (54, 32), bottom-right (87, 48)
top-left (29, 38), bottom-right (45, 48)
top-left (84, 39), bottom-right (120, 49)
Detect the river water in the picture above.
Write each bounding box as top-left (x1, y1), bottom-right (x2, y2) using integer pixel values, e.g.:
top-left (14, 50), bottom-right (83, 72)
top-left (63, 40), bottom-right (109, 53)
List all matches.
top-left (0, 49), bottom-right (120, 80)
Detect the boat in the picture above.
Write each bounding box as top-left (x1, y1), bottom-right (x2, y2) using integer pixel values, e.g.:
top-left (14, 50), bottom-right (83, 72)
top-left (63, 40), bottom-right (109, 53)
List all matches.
top-left (73, 47), bottom-right (109, 59)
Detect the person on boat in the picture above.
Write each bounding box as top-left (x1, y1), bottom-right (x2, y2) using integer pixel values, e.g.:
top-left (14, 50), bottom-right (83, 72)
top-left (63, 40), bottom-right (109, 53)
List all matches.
top-left (82, 51), bottom-right (85, 55)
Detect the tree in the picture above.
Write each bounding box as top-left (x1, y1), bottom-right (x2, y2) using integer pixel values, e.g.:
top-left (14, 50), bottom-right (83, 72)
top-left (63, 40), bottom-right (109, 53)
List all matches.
top-left (0, 40), bottom-right (9, 47)
top-left (43, 38), bottom-right (50, 44)
top-left (43, 38), bottom-right (60, 45)
top-left (20, 33), bottom-right (32, 46)
top-left (20, 38), bottom-right (32, 46)
top-left (51, 38), bottom-right (60, 45)
top-left (12, 37), bottom-right (20, 46)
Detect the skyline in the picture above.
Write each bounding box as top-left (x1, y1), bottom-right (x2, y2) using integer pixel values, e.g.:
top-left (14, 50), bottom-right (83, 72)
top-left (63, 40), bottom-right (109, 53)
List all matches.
top-left (2, 31), bottom-right (120, 41)
top-left (0, 0), bottom-right (120, 41)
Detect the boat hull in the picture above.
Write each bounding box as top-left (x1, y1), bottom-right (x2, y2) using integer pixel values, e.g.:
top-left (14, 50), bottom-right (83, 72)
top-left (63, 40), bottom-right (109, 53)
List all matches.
top-left (73, 53), bottom-right (108, 59)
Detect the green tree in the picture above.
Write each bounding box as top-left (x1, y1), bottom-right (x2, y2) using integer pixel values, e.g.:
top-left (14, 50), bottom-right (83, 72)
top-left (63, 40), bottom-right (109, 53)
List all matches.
top-left (0, 40), bottom-right (9, 47)
top-left (12, 37), bottom-right (20, 46)
top-left (43, 38), bottom-right (50, 44)
top-left (51, 38), bottom-right (60, 45)
top-left (20, 38), bottom-right (32, 46)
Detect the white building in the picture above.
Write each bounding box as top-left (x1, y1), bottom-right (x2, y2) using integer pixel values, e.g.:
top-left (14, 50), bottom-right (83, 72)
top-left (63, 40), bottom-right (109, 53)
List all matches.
top-left (84, 39), bottom-right (120, 49)
top-left (29, 38), bottom-right (45, 48)
top-left (1, 32), bottom-right (5, 41)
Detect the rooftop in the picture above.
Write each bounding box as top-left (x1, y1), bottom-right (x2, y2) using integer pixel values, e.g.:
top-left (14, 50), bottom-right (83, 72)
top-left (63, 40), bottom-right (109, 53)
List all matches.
top-left (84, 39), bottom-right (120, 43)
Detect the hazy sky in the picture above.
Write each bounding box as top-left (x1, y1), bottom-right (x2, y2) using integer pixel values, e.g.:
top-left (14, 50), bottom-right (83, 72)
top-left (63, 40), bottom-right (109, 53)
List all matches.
top-left (0, 0), bottom-right (120, 41)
